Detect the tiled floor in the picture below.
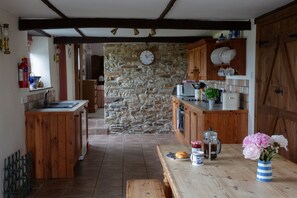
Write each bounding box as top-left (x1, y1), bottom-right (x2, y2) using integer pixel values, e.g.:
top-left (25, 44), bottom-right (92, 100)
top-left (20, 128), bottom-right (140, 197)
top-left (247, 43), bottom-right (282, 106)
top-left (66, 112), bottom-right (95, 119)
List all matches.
top-left (28, 133), bottom-right (179, 198)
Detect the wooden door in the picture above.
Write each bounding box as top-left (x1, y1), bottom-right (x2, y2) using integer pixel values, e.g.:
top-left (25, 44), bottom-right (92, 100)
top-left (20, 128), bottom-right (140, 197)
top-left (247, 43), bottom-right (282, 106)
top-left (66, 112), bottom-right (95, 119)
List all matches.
top-left (256, 13), bottom-right (297, 163)
top-left (256, 21), bottom-right (281, 132)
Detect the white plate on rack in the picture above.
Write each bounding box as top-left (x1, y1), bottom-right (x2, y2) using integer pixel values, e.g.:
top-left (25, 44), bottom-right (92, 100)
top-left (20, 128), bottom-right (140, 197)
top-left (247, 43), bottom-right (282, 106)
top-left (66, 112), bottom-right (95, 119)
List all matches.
top-left (211, 47), bottom-right (230, 65)
top-left (220, 49), bottom-right (236, 64)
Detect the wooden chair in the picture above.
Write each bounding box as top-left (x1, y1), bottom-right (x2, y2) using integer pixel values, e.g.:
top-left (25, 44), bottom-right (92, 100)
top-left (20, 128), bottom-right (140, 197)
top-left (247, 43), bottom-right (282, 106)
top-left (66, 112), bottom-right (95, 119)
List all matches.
top-left (126, 179), bottom-right (166, 198)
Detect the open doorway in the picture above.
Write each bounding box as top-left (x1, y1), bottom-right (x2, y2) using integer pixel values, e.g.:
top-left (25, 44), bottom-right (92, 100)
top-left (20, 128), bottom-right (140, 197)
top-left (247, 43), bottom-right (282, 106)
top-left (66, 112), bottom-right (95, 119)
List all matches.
top-left (81, 44), bottom-right (108, 135)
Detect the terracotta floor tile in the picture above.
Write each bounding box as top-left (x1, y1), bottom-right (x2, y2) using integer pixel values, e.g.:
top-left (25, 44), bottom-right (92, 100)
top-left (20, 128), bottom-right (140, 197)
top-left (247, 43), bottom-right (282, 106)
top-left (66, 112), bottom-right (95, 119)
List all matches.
top-left (96, 178), bottom-right (123, 187)
top-left (64, 187), bottom-right (94, 197)
top-left (29, 134), bottom-right (178, 198)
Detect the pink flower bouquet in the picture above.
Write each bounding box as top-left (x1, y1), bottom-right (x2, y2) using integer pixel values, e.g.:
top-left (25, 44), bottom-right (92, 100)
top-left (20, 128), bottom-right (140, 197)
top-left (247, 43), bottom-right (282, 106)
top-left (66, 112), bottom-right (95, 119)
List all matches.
top-left (242, 132), bottom-right (288, 162)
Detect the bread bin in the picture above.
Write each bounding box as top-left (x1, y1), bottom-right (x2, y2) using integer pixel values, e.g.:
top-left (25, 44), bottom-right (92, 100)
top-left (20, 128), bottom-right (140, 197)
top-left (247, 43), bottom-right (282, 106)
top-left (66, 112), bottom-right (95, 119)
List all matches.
top-left (222, 92), bottom-right (239, 110)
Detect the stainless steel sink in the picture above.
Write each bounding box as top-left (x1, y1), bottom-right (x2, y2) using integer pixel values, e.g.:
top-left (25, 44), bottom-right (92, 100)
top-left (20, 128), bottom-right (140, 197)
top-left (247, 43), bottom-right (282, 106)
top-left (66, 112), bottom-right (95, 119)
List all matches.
top-left (43, 101), bottom-right (79, 108)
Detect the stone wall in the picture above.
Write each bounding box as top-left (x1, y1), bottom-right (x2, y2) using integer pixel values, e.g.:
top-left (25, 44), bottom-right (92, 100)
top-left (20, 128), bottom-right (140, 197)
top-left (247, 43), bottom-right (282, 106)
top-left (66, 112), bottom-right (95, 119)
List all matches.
top-left (104, 43), bottom-right (188, 134)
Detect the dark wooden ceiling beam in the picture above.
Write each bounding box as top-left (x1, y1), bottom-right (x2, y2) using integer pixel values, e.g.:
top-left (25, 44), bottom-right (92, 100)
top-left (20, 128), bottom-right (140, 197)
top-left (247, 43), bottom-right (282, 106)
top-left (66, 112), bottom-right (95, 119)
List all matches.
top-left (53, 36), bottom-right (210, 44)
top-left (19, 18), bottom-right (251, 30)
top-left (158, 0), bottom-right (177, 19)
top-left (41, 0), bottom-right (85, 37)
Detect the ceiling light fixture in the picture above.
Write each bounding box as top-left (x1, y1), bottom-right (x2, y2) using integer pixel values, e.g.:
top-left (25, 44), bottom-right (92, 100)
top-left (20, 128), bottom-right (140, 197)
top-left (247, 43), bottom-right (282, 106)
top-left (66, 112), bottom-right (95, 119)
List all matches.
top-left (111, 28), bottom-right (118, 35)
top-left (150, 29), bottom-right (156, 36)
top-left (133, 28), bottom-right (139, 36)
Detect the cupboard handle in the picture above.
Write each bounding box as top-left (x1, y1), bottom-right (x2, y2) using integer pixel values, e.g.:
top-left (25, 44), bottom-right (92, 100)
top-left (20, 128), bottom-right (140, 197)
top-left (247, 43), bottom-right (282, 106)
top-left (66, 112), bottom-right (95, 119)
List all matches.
top-left (274, 87), bottom-right (283, 95)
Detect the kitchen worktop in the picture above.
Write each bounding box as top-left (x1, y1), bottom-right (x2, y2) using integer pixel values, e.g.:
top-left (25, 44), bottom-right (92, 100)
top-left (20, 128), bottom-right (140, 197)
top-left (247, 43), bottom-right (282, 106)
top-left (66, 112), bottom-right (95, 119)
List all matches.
top-left (26, 100), bottom-right (88, 114)
top-left (172, 95), bottom-right (247, 113)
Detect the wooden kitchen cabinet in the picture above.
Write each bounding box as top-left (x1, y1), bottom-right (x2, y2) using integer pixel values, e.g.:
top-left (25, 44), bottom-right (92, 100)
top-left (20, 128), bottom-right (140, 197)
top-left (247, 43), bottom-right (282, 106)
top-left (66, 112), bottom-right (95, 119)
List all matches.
top-left (83, 80), bottom-right (97, 113)
top-left (187, 39), bottom-right (216, 80)
top-left (189, 107), bottom-right (247, 144)
top-left (256, 3), bottom-right (297, 163)
top-left (187, 38), bottom-right (246, 80)
top-left (172, 96), bottom-right (248, 144)
top-left (25, 102), bottom-right (88, 179)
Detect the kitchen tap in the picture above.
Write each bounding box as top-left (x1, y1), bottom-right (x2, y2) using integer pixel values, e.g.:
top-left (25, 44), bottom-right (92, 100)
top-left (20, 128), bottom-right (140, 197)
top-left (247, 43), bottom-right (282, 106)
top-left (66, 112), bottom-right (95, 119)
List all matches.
top-left (44, 90), bottom-right (49, 107)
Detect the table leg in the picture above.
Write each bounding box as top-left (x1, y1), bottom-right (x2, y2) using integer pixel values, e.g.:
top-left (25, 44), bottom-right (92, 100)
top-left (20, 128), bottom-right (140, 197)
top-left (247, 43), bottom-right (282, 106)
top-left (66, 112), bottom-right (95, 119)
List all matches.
top-left (163, 171), bottom-right (172, 198)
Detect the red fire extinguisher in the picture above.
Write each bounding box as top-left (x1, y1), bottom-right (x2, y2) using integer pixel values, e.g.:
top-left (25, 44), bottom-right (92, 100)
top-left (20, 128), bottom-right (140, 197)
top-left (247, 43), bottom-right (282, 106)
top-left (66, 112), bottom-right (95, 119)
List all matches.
top-left (18, 57), bottom-right (29, 88)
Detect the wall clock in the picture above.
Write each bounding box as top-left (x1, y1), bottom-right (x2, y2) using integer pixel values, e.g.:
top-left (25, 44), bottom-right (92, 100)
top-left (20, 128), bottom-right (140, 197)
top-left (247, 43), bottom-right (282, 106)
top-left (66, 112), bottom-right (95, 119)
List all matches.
top-left (139, 50), bottom-right (154, 65)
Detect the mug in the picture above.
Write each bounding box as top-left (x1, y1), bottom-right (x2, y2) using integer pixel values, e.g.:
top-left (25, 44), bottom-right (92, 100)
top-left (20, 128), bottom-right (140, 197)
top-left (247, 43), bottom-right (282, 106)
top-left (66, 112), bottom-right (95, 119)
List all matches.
top-left (190, 151), bottom-right (204, 166)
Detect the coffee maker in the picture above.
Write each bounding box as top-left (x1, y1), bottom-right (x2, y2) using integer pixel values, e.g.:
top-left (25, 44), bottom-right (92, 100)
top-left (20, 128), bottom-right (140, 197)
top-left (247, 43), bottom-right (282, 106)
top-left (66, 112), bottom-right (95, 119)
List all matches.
top-left (203, 128), bottom-right (221, 160)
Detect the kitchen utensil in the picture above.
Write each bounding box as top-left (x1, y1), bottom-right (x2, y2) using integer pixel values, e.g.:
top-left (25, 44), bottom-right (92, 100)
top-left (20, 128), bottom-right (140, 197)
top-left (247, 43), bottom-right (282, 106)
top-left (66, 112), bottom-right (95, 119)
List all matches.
top-left (224, 67), bottom-right (235, 76)
top-left (203, 128), bottom-right (221, 160)
top-left (218, 67), bottom-right (225, 76)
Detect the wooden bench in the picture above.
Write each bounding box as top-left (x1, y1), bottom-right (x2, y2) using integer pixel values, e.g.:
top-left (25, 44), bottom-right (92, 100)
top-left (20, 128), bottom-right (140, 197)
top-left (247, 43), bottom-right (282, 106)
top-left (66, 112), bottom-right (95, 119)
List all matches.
top-left (126, 179), bottom-right (166, 198)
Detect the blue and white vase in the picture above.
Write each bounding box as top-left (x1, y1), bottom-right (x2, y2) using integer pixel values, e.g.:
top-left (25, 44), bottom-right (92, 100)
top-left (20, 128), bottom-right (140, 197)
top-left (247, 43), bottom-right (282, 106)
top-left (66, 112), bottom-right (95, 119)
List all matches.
top-left (256, 160), bottom-right (272, 182)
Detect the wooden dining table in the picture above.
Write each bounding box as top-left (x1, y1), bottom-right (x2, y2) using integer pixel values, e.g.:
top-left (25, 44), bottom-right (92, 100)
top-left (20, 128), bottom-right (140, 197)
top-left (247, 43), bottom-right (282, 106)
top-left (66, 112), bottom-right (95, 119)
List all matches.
top-left (157, 144), bottom-right (297, 198)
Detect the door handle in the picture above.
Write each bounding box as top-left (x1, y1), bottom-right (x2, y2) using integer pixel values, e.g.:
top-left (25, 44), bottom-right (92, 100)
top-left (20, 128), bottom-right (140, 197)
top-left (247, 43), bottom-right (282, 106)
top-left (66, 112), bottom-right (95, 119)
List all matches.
top-left (274, 87), bottom-right (283, 95)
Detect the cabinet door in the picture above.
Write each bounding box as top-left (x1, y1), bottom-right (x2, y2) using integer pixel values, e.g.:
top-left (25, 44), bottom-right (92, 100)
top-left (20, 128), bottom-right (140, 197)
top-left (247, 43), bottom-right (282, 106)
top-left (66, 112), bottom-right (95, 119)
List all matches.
top-left (74, 111), bottom-right (82, 160)
top-left (184, 105), bottom-right (191, 144)
top-left (190, 110), bottom-right (198, 142)
top-left (199, 45), bottom-right (207, 79)
top-left (188, 49), bottom-right (195, 80)
top-left (192, 48), bottom-right (200, 81)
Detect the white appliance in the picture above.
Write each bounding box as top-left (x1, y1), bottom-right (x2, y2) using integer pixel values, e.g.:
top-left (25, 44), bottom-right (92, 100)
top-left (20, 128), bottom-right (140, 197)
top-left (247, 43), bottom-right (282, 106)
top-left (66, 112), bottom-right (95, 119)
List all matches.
top-left (222, 92), bottom-right (239, 110)
top-left (181, 82), bottom-right (196, 96)
top-left (176, 84), bottom-right (183, 96)
top-left (79, 107), bottom-right (88, 160)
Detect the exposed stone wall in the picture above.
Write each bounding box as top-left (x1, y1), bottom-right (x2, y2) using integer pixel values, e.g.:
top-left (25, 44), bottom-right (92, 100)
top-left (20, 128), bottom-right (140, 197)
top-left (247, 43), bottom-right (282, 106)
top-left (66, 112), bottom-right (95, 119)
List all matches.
top-left (104, 43), bottom-right (188, 134)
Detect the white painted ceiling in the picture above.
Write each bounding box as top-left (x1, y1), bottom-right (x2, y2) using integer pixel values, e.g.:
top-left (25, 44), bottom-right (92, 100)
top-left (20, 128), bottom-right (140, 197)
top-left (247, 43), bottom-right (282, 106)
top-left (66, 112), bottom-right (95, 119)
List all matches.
top-left (0, 0), bottom-right (294, 38)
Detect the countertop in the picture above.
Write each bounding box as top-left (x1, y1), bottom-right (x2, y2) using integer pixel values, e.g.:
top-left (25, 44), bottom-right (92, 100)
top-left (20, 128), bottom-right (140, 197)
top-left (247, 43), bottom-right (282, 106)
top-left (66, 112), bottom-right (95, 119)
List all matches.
top-left (26, 100), bottom-right (88, 114)
top-left (172, 95), bottom-right (248, 113)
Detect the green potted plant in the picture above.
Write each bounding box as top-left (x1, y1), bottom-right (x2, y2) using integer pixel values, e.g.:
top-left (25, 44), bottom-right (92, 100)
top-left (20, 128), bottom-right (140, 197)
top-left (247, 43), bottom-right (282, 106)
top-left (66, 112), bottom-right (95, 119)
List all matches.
top-left (205, 88), bottom-right (219, 108)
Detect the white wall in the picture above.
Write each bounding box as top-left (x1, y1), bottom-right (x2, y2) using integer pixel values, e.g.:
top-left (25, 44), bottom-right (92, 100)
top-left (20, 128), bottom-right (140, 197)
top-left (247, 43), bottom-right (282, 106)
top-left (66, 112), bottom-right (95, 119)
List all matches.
top-left (66, 44), bottom-right (75, 100)
top-left (0, 9), bottom-right (59, 198)
top-left (0, 9), bottom-right (29, 198)
top-left (243, 20), bottom-right (256, 134)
